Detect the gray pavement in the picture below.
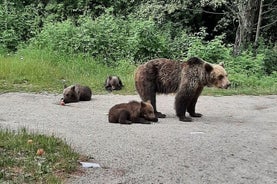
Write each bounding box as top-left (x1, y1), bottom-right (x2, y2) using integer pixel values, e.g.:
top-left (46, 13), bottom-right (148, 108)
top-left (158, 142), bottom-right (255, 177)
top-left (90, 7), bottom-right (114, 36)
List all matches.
top-left (0, 93), bottom-right (276, 184)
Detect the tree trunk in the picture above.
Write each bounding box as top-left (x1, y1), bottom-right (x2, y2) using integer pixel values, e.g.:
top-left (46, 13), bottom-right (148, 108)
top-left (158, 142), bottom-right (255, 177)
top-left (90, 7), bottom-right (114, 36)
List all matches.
top-left (254, 0), bottom-right (263, 47)
top-left (4, 0), bottom-right (8, 30)
top-left (233, 0), bottom-right (259, 55)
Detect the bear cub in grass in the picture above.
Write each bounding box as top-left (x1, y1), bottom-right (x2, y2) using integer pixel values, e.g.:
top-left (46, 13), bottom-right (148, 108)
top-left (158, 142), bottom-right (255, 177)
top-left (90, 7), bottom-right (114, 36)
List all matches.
top-left (62, 84), bottom-right (92, 104)
top-left (108, 100), bottom-right (158, 124)
top-left (105, 76), bottom-right (123, 92)
top-left (135, 57), bottom-right (231, 122)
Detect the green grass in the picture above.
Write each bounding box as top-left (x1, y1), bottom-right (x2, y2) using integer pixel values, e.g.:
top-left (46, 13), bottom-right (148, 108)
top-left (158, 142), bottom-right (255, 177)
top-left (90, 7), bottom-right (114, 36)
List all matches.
top-left (0, 49), bottom-right (276, 95)
top-left (0, 128), bottom-right (86, 183)
top-left (0, 50), bottom-right (136, 94)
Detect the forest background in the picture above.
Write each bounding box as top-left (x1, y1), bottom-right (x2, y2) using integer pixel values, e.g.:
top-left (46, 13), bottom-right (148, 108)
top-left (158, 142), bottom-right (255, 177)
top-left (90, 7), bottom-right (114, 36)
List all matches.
top-left (0, 0), bottom-right (276, 95)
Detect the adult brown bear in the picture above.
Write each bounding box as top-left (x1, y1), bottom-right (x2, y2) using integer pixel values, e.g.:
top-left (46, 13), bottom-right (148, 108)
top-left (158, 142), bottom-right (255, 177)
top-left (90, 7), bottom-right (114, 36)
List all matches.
top-left (134, 57), bottom-right (231, 122)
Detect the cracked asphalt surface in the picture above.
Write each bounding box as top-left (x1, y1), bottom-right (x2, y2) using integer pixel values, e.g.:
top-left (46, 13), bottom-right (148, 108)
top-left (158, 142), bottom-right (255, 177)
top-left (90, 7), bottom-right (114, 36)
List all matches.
top-left (0, 93), bottom-right (276, 184)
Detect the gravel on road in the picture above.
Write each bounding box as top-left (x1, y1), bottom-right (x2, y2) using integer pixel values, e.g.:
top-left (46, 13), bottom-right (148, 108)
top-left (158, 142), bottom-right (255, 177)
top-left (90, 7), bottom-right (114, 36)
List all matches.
top-left (0, 93), bottom-right (276, 184)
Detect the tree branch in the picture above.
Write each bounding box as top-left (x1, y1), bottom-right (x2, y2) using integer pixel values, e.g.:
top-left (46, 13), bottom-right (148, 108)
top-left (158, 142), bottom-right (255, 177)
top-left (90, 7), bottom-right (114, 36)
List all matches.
top-left (262, 7), bottom-right (277, 15)
top-left (260, 19), bottom-right (277, 29)
top-left (184, 8), bottom-right (227, 15)
top-left (202, 9), bottom-right (227, 15)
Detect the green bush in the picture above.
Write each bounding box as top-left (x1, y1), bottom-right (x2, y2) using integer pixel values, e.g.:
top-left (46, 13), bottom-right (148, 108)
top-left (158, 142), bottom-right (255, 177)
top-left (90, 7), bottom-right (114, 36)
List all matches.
top-left (30, 20), bottom-right (78, 54)
top-left (187, 29), bottom-right (231, 63)
top-left (0, 3), bottom-right (39, 51)
top-left (30, 11), bottom-right (186, 65)
top-left (263, 45), bottom-right (277, 75)
top-left (226, 51), bottom-right (265, 76)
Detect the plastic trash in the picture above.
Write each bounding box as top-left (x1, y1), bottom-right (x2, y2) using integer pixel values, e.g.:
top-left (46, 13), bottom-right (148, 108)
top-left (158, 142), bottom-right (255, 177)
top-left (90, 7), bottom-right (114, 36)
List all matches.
top-left (190, 131), bottom-right (205, 135)
top-left (80, 162), bottom-right (101, 168)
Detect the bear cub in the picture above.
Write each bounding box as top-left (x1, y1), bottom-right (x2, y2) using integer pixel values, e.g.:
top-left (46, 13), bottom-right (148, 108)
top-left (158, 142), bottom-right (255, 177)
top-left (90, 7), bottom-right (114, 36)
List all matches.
top-left (62, 84), bottom-right (92, 104)
top-left (105, 76), bottom-right (123, 92)
top-left (108, 100), bottom-right (158, 124)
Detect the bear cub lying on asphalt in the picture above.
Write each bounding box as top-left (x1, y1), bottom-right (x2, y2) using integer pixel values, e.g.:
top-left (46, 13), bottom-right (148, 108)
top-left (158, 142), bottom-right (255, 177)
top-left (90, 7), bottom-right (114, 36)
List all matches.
top-left (61, 84), bottom-right (92, 104)
top-left (108, 100), bottom-right (158, 124)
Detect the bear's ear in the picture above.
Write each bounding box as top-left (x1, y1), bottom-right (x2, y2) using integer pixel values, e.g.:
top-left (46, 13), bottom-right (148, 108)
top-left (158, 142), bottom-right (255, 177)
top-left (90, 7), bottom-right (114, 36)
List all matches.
top-left (118, 77), bottom-right (123, 86)
top-left (71, 86), bottom-right (75, 91)
top-left (219, 62), bottom-right (225, 68)
top-left (141, 101), bottom-right (147, 107)
top-left (205, 63), bottom-right (213, 73)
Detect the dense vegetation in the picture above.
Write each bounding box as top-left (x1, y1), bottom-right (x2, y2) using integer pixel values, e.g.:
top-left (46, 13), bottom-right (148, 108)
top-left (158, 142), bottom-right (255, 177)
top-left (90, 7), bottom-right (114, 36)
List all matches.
top-left (0, 0), bottom-right (276, 94)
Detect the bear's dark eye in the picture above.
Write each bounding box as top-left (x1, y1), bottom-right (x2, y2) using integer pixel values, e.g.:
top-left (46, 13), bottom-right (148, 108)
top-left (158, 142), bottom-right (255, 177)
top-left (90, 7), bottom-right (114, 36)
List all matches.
top-left (218, 75), bottom-right (224, 80)
top-left (66, 94), bottom-right (69, 97)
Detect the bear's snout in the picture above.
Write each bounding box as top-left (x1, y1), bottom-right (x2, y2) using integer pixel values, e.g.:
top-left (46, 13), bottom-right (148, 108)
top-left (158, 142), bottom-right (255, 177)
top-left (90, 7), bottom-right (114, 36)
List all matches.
top-left (222, 81), bottom-right (231, 89)
top-left (145, 117), bottom-right (158, 122)
top-left (225, 83), bottom-right (231, 89)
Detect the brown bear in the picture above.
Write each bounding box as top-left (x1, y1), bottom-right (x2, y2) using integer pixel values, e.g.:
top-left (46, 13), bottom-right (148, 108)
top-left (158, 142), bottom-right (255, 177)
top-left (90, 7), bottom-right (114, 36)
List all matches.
top-left (134, 57), bottom-right (231, 122)
top-left (108, 100), bottom-right (158, 124)
top-left (62, 84), bottom-right (92, 104)
top-left (105, 76), bottom-right (123, 92)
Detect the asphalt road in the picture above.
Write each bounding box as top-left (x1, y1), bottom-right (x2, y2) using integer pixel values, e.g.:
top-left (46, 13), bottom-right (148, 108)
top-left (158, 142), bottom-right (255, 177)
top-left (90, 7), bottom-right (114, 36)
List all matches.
top-left (0, 93), bottom-right (276, 184)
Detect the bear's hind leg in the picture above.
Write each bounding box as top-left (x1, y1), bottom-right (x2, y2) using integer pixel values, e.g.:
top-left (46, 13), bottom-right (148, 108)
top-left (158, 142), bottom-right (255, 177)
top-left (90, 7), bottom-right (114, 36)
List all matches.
top-left (139, 83), bottom-right (166, 118)
top-left (147, 86), bottom-right (166, 118)
top-left (118, 110), bottom-right (132, 124)
top-left (150, 90), bottom-right (166, 118)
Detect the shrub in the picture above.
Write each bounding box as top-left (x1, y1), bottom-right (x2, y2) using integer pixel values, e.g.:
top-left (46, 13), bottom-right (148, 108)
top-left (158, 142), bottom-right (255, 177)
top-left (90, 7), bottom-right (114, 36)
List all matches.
top-left (0, 3), bottom-right (39, 52)
top-left (30, 20), bottom-right (78, 54)
top-left (226, 51), bottom-right (265, 76)
top-left (187, 28), bottom-right (232, 63)
top-left (263, 45), bottom-right (277, 75)
top-left (30, 12), bottom-right (178, 65)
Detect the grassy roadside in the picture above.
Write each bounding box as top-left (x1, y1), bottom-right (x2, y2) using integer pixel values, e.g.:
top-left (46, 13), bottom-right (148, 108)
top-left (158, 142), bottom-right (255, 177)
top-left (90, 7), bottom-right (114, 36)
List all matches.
top-left (0, 128), bottom-right (87, 183)
top-left (0, 50), bottom-right (137, 95)
top-left (1, 51), bottom-right (276, 95)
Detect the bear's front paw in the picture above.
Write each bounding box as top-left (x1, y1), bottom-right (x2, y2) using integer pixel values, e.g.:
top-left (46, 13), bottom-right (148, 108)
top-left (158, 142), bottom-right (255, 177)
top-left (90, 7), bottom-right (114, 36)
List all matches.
top-left (155, 112), bottom-right (166, 118)
top-left (189, 113), bottom-right (202, 117)
top-left (179, 116), bottom-right (192, 122)
top-left (142, 121), bottom-right (152, 124)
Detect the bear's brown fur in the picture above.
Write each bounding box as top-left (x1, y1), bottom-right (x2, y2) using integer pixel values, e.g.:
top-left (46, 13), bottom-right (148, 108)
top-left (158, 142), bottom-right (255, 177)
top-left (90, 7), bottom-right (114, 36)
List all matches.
top-left (108, 100), bottom-right (158, 124)
top-left (62, 84), bottom-right (92, 104)
top-left (134, 57), bottom-right (231, 122)
top-left (105, 76), bottom-right (123, 92)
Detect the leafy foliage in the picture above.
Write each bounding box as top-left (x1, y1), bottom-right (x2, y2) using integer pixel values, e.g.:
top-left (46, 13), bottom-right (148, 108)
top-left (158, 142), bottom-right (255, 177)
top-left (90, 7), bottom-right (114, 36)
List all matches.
top-left (262, 45), bottom-right (277, 75)
top-left (30, 11), bottom-right (190, 64)
top-left (187, 28), bottom-right (231, 62)
top-left (0, 0), bottom-right (276, 94)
